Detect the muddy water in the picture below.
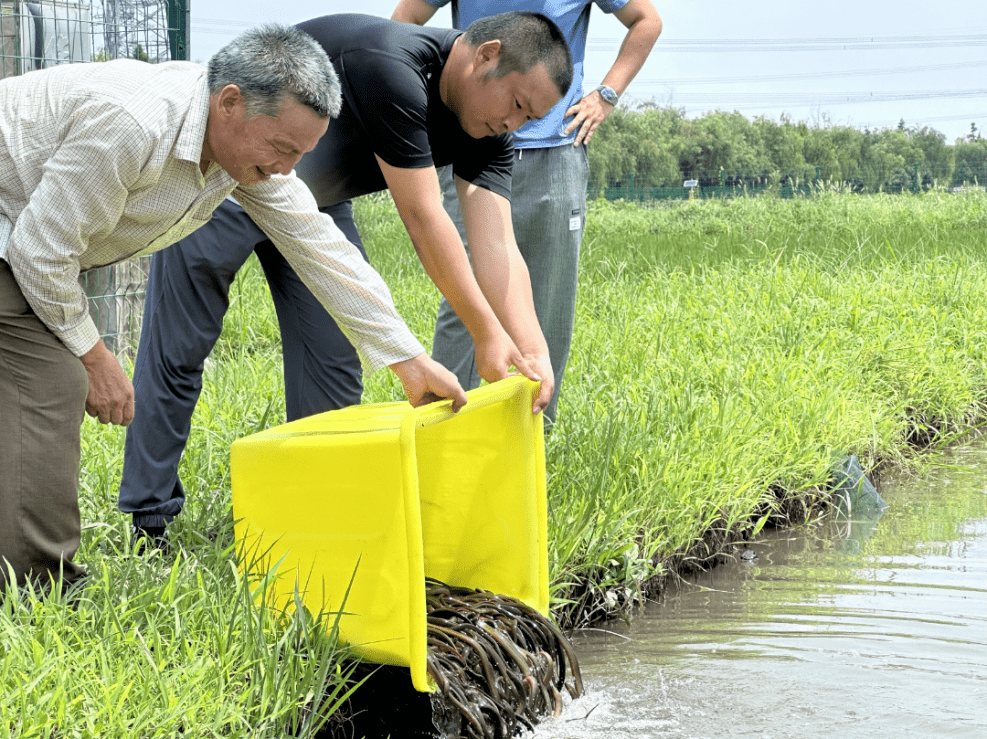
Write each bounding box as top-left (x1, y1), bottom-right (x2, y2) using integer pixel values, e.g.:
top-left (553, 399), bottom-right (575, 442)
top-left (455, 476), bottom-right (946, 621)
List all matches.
top-left (534, 442), bottom-right (987, 739)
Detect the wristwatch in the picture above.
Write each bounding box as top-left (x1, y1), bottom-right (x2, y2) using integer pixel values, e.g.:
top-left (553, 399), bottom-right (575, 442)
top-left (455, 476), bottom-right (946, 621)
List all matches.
top-left (595, 84), bottom-right (619, 106)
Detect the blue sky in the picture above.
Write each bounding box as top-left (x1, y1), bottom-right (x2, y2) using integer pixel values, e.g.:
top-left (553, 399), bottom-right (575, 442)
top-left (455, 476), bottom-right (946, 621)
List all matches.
top-left (188, 1), bottom-right (986, 143)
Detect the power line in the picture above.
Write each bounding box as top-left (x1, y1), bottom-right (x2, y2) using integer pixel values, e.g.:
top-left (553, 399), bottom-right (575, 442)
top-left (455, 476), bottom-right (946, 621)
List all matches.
top-left (637, 60), bottom-right (987, 87)
top-left (191, 17), bottom-right (254, 34)
top-left (588, 32), bottom-right (987, 53)
top-left (660, 33), bottom-right (987, 46)
top-left (659, 89), bottom-right (987, 106)
top-left (859, 112), bottom-right (986, 129)
top-left (191, 17), bottom-right (254, 27)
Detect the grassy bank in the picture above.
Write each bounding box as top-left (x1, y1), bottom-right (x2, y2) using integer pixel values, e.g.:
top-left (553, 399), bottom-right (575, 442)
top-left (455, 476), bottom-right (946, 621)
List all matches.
top-left (548, 189), bottom-right (987, 620)
top-left (4, 190), bottom-right (987, 736)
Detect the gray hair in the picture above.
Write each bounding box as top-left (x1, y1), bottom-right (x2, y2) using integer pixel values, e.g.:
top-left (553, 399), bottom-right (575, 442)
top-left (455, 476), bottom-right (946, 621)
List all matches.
top-left (208, 23), bottom-right (341, 120)
top-left (464, 11), bottom-right (574, 98)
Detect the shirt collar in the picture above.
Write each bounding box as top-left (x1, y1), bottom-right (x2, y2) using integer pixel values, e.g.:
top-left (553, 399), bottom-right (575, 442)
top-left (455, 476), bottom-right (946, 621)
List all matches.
top-left (174, 70), bottom-right (210, 165)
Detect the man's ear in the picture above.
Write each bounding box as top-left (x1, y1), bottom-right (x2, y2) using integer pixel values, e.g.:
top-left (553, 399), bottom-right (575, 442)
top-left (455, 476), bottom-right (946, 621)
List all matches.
top-left (473, 39), bottom-right (502, 73)
top-left (215, 84), bottom-right (245, 120)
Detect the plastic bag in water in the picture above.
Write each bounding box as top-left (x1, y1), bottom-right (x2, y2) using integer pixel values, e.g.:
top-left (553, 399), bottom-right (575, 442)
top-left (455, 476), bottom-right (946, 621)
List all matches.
top-left (831, 455), bottom-right (888, 518)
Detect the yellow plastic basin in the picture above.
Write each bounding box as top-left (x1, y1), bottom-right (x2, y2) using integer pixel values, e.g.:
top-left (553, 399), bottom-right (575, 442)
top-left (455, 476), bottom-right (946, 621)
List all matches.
top-left (230, 376), bottom-right (548, 691)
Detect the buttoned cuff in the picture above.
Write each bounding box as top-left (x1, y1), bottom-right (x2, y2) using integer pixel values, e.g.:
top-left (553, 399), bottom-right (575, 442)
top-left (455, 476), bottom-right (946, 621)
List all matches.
top-left (60, 318), bottom-right (102, 358)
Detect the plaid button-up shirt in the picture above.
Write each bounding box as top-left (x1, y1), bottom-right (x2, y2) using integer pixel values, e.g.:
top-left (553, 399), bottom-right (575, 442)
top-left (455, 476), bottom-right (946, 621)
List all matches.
top-left (0, 59), bottom-right (423, 371)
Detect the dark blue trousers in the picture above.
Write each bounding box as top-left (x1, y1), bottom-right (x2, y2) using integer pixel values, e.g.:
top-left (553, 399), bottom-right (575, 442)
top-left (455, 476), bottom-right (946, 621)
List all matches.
top-left (118, 199), bottom-right (367, 528)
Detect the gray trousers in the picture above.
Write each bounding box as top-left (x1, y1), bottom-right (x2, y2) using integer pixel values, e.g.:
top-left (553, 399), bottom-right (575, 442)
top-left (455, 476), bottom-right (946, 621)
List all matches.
top-left (0, 259), bottom-right (88, 591)
top-left (431, 144), bottom-right (589, 426)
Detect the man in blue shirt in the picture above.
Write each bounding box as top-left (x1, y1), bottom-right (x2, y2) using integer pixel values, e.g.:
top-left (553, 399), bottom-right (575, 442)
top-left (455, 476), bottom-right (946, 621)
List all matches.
top-left (393, 0), bottom-right (662, 428)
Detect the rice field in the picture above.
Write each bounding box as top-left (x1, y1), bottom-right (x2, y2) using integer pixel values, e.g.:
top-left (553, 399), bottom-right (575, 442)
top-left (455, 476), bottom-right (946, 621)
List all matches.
top-left (3, 188), bottom-right (987, 736)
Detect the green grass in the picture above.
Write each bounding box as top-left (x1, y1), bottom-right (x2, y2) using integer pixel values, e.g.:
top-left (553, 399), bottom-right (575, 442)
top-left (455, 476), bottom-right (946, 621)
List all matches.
top-left (1, 541), bottom-right (361, 738)
top-left (5, 189), bottom-right (987, 735)
top-left (551, 189), bottom-right (987, 619)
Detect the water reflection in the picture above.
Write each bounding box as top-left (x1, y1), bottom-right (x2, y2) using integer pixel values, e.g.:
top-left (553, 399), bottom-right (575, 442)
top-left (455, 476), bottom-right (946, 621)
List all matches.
top-left (534, 442), bottom-right (987, 739)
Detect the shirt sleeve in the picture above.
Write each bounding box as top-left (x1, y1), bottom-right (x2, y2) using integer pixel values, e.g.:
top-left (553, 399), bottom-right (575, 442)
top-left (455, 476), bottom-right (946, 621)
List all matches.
top-left (5, 101), bottom-right (151, 356)
top-left (596, 0), bottom-right (633, 14)
top-left (233, 175), bottom-right (426, 374)
top-left (452, 132), bottom-right (514, 201)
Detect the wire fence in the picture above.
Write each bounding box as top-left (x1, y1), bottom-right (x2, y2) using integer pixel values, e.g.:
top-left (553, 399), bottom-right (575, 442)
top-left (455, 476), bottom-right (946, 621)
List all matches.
top-left (588, 161), bottom-right (987, 203)
top-left (1, 0), bottom-right (188, 355)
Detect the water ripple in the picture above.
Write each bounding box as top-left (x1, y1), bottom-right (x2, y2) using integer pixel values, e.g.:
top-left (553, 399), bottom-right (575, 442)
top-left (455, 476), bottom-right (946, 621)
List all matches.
top-left (537, 444), bottom-right (987, 739)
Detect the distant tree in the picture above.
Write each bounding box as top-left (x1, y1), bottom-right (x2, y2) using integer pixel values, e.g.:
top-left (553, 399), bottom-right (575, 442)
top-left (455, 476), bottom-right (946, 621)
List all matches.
top-left (588, 107), bottom-right (645, 189)
top-left (752, 115), bottom-right (809, 184)
top-left (868, 129), bottom-right (920, 192)
top-left (952, 138), bottom-right (987, 187)
top-left (590, 103), bottom-right (965, 194)
top-left (908, 126), bottom-right (954, 187)
top-left (826, 127), bottom-right (867, 187)
top-left (860, 135), bottom-right (905, 192)
top-left (132, 44), bottom-right (150, 62)
top-left (677, 110), bottom-right (758, 185)
top-left (802, 128), bottom-right (842, 182)
top-left (630, 106), bottom-right (683, 186)
top-left (593, 105), bottom-right (685, 189)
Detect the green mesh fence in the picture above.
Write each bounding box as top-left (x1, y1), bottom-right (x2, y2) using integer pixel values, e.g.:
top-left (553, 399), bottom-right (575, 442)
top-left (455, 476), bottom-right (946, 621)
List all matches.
top-left (589, 162), bottom-right (987, 203)
top-left (1, 0), bottom-right (188, 355)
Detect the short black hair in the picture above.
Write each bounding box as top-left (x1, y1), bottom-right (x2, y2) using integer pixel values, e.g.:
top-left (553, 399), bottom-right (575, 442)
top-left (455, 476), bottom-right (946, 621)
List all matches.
top-left (463, 11), bottom-right (573, 97)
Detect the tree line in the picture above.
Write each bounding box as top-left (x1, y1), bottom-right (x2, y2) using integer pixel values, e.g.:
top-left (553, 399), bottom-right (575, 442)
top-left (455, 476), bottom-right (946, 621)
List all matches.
top-left (589, 105), bottom-right (987, 193)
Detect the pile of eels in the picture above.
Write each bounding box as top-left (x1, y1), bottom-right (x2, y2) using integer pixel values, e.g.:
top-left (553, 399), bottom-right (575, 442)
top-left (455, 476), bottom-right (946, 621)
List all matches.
top-left (424, 578), bottom-right (583, 739)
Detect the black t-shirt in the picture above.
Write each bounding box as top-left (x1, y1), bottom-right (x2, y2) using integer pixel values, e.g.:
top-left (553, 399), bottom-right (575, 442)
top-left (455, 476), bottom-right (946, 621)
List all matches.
top-left (293, 14), bottom-right (514, 207)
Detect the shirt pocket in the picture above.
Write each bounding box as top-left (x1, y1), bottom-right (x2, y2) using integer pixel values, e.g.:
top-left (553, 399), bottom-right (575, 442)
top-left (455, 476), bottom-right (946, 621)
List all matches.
top-left (142, 206), bottom-right (214, 253)
top-left (138, 218), bottom-right (207, 257)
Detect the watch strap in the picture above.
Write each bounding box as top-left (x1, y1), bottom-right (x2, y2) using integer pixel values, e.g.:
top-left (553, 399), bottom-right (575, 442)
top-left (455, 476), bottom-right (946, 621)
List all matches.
top-left (595, 84), bottom-right (619, 105)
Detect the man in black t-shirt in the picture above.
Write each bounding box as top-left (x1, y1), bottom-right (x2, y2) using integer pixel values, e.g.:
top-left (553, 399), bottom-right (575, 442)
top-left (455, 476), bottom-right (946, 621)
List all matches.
top-left (119, 12), bottom-right (573, 548)
top-left (294, 14), bottom-right (517, 207)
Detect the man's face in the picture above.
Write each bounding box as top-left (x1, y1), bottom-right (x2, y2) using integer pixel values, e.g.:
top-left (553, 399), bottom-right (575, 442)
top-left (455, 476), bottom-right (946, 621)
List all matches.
top-left (454, 56), bottom-right (561, 139)
top-left (211, 91), bottom-right (328, 186)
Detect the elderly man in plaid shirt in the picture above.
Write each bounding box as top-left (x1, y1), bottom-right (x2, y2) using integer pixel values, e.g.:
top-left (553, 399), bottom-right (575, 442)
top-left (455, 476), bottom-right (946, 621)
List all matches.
top-left (0, 24), bottom-right (466, 594)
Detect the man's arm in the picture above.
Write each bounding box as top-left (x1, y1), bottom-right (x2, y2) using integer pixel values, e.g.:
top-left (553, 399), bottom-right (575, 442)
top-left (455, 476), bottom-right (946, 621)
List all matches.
top-left (7, 102), bottom-right (151, 426)
top-left (236, 177), bottom-right (469, 410)
top-left (564, 0), bottom-right (663, 145)
top-left (455, 175), bottom-right (554, 412)
top-left (391, 0), bottom-right (438, 24)
top-left (376, 158), bottom-right (551, 414)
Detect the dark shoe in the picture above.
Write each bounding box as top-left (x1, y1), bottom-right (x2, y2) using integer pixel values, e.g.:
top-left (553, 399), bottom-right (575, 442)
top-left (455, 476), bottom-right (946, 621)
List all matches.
top-left (132, 524), bottom-right (170, 555)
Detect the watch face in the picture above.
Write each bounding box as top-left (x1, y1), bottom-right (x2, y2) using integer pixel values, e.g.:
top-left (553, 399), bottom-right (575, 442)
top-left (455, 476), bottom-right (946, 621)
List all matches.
top-left (598, 86), bottom-right (618, 105)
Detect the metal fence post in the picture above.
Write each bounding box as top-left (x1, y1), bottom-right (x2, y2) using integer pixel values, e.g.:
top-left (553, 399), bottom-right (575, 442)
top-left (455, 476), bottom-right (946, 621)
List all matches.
top-left (166, 0), bottom-right (188, 61)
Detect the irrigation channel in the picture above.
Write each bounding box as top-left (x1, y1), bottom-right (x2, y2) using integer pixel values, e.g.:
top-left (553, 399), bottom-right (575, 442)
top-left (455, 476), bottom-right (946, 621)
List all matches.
top-left (530, 440), bottom-right (987, 739)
